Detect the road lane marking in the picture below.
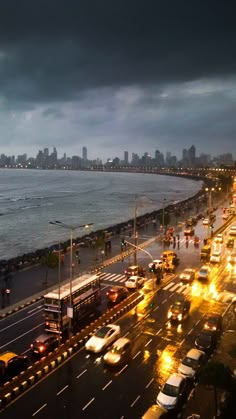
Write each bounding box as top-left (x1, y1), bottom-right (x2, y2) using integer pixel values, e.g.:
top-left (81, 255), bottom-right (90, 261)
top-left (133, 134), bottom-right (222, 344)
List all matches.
top-left (161, 298), bottom-right (167, 304)
top-left (0, 310), bottom-right (43, 333)
top-left (57, 385), bottom-right (68, 396)
top-left (32, 403), bottom-right (47, 416)
top-left (188, 328), bottom-right (194, 335)
top-left (0, 322), bottom-right (44, 349)
top-left (179, 339), bottom-right (185, 347)
top-left (76, 369), bottom-right (87, 379)
top-left (176, 285), bottom-right (187, 293)
top-left (82, 397), bottom-right (95, 411)
top-left (146, 378), bottom-right (154, 388)
top-left (163, 282), bottom-right (174, 290)
top-left (102, 380), bottom-right (112, 390)
top-left (28, 305), bottom-right (43, 314)
top-left (130, 395), bottom-right (140, 407)
top-left (170, 283), bottom-right (181, 292)
top-left (116, 364), bottom-right (128, 375)
top-left (153, 305), bottom-right (159, 311)
top-left (144, 339), bottom-right (152, 347)
top-left (156, 328), bottom-right (162, 335)
top-left (132, 350), bottom-right (141, 360)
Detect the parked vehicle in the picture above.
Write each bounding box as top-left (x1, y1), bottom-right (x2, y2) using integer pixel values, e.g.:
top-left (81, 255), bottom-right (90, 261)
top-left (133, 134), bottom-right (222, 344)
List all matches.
top-left (178, 348), bottom-right (206, 379)
top-left (195, 330), bottom-right (218, 354)
top-left (203, 314), bottom-right (222, 333)
top-left (156, 373), bottom-right (187, 411)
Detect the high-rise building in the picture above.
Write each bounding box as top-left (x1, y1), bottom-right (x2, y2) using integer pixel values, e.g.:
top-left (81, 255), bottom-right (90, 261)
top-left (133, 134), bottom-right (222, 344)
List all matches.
top-left (124, 151), bottom-right (129, 164)
top-left (188, 145), bottom-right (196, 167)
top-left (82, 146), bottom-right (87, 160)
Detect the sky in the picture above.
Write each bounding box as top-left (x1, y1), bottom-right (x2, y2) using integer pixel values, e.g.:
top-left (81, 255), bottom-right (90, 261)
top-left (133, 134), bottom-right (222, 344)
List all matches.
top-left (0, 0), bottom-right (236, 162)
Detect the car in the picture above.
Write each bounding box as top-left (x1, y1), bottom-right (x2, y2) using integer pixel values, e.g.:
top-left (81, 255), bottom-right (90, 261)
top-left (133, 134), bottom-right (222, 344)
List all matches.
top-left (85, 324), bottom-right (120, 353)
top-left (226, 238), bottom-right (234, 249)
top-left (222, 212), bottom-right (229, 220)
top-left (30, 334), bottom-right (59, 357)
top-left (0, 352), bottom-right (28, 383)
top-left (210, 251), bottom-right (221, 264)
top-left (148, 259), bottom-right (163, 270)
top-left (195, 330), bottom-right (218, 354)
top-left (178, 348), bottom-right (206, 379)
top-left (179, 268), bottom-right (195, 284)
top-left (103, 337), bottom-right (132, 366)
top-left (229, 225), bottom-right (236, 236)
top-left (124, 265), bottom-right (145, 278)
top-left (203, 314), bottom-right (223, 332)
top-left (106, 286), bottom-right (128, 304)
top-left (197, 265), bottom-right (211, 281)
top-left (156, 373), bottom-right (187, 411)
top-left (200, 245), bottom-right (211, 262)
top-left (125, 275), bottom-right (145, 289)
top-left (214, 233), bottom-right (223, 244)
top-left (228, 252), bottom-right (236, 264)
top-left (142, 404), bottom-right (171, 419)
top-left (184, 227), bottom-right (195, 236)
top-left (202, 218), bottom-right (209, 225)
top-left (167, 299), bottom-right (191, 322)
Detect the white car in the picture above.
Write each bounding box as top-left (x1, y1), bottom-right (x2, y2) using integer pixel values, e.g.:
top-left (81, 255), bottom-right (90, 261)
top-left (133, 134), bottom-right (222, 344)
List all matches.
top-left (85, 324), bottom-right (120, 353)
top-left (178, 348), bottom-right (206, 378)
top-left (229, 225), bottom-right (236, 236)
top-left (125, 275), bottom-right (144, 289)
top-left (210, 251), bottom-right (221, 263)
top-left (202, 218), bottom-right (209, 225)
top-left (148, 259), bottom-right (163, 270)
top-left (156, 373), bottom-right (187, 410)
top-left (214, 234), bottom-right (223, 244)
top-left (198, 265), bottom-right (211, 281)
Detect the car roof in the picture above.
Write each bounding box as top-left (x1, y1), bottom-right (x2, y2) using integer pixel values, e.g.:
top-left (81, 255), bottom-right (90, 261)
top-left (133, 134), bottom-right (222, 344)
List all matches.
top-left (183, 268), bottom-right (195, 272)
top-left (0, 351), bottom-right (18, 363)
top-left (205, 314), bottom-right (222, 321)
top-left (185, 348), bottom-right (203, 360)
top-left (108, 286), bottom-right (126, 291)
top-left (166, 373), bottom-right (184, 387)
top-left (128, 275), bottom-right (140, 280)
top-left (112, 337), bottom-right (131, 347)
top-left (34, 334), bottom-right (53, 343)
top-left (127, 265), bottom-right (141, 269)
top-left (200, 265), bottom-right (210, 270)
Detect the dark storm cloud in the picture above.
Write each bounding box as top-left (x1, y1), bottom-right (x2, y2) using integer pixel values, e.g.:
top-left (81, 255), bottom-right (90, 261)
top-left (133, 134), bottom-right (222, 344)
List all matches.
top-left (0, 0), bottom-right (236, 103)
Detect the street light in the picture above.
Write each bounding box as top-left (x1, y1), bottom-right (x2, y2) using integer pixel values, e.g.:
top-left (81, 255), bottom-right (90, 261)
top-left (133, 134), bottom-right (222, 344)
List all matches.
top-left (49, 220), bottom-right (93, 336)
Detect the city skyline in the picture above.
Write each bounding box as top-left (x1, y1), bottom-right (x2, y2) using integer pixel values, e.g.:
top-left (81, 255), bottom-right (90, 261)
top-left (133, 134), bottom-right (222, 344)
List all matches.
top-left (0, 144), bottom-right (235, 168)
top-left (0, 2), bottom-right (236, 160)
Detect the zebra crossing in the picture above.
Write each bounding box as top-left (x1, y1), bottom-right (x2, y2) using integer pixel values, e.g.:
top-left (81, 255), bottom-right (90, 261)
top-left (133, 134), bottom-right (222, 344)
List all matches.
top-left (162, 281), bottom-right (190, 295)
top-left (99, 271), bottom-right (190, 296)
top-left (99, 272), bottom-right (127, 284)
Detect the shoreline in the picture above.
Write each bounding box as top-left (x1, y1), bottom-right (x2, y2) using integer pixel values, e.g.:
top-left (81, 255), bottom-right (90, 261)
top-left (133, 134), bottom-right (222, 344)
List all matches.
top-left (0, 176), bottom-right (209, 274)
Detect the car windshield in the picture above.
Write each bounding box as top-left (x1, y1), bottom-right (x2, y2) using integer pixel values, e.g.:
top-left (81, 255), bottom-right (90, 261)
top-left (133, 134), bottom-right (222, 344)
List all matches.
top-left (128, 279), bottom-right (136, 283)
top-left (162, 383), bottom-right (179, 397)
top-left (95, 326), bottom-right (111, 338)
top-left (200, 269), bottom-right (208, 275)
top-left (110, 344), bottom-right (123, 354)
top-left (172, 303), bottom-right (182, 313)
top-left (182, 356), bottom-right (198, 368)
top-left (198, 333), bottom-right (212, 343)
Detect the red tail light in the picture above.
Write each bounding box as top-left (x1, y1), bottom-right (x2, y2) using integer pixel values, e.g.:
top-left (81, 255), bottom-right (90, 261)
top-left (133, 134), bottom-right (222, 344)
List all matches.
top-left (39, 345), bottom-right (45, 352)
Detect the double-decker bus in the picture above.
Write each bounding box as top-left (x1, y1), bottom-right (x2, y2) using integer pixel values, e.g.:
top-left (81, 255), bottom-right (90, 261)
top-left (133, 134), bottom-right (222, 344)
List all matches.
top-left (44, 273), bottom-right (101, 335)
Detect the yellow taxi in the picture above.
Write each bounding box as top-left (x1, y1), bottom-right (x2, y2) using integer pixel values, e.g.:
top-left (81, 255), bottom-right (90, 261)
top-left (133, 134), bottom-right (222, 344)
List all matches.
top-left (0, 351), bottom-right (28, 382)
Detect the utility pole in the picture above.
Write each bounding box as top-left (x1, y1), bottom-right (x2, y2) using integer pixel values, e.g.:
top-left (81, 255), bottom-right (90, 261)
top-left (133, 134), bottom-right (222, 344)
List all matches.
top-left (134, 195), bottom-right (138, 265)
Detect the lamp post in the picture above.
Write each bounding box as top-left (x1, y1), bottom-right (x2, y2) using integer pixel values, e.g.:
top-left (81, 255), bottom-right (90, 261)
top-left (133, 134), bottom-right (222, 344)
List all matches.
top-left (134, 195), bottom-right (138, 265)
top-left (49, 221), bottom-right (93, 336)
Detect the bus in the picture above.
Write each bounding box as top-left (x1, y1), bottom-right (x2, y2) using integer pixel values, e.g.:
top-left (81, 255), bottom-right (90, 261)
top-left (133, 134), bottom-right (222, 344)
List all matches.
top-left (44, 273), bottom-right (101, 335)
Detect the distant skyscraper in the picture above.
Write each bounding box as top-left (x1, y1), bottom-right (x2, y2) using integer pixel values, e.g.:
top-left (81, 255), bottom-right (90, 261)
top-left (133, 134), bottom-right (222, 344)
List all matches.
top-left (82, 146), bottom-right (87, 160)
top-left (188, 145), bottom-right (196, 167)
top-left (124, 151), bottom-right (129, 164)
top-left (43, 148), bottom-right (49, 157)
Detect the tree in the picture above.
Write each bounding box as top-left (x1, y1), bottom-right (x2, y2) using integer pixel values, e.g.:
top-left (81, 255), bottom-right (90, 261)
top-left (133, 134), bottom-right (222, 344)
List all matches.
top-left (199, 361), bottom-right (233, 418)
top-left (41, 251), bottom-right (59, 286)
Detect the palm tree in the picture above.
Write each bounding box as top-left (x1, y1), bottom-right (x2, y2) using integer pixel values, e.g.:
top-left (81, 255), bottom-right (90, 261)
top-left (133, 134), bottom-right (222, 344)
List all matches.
top-left (41, 251), bottom-right (59, 287)
top-left (199, 361), bottom-right (233, 418)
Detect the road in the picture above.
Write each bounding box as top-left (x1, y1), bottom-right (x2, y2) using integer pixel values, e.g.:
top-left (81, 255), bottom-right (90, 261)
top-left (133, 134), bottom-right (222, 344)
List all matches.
top-left (0, 209), bottom-right (235, 418)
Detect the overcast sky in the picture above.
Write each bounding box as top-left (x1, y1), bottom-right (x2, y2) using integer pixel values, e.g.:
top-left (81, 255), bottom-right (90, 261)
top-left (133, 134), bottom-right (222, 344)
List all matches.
top-left (0, 0), bottom-right (236, 162)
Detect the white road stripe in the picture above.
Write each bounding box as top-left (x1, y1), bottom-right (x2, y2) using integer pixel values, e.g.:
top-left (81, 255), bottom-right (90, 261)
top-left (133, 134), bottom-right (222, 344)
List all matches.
top-left (82, 398), bottom-right (95, 411)
top-left (57, 385), bottom-right (68, 396)
top-left (182, 288), bottom-right (189, 295)
top-left (170, 283), bottom-right (181, 292)
top-left (176, 285), bottom-right (187, 293)
top-left (163, 282), bottom-right (174, 290)
top-left (0, 322), bottom-right (44, 349)
top-left (32, 404), bottom-right (47, 416)
top-left (113, 274), bottom-right (126, 282)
